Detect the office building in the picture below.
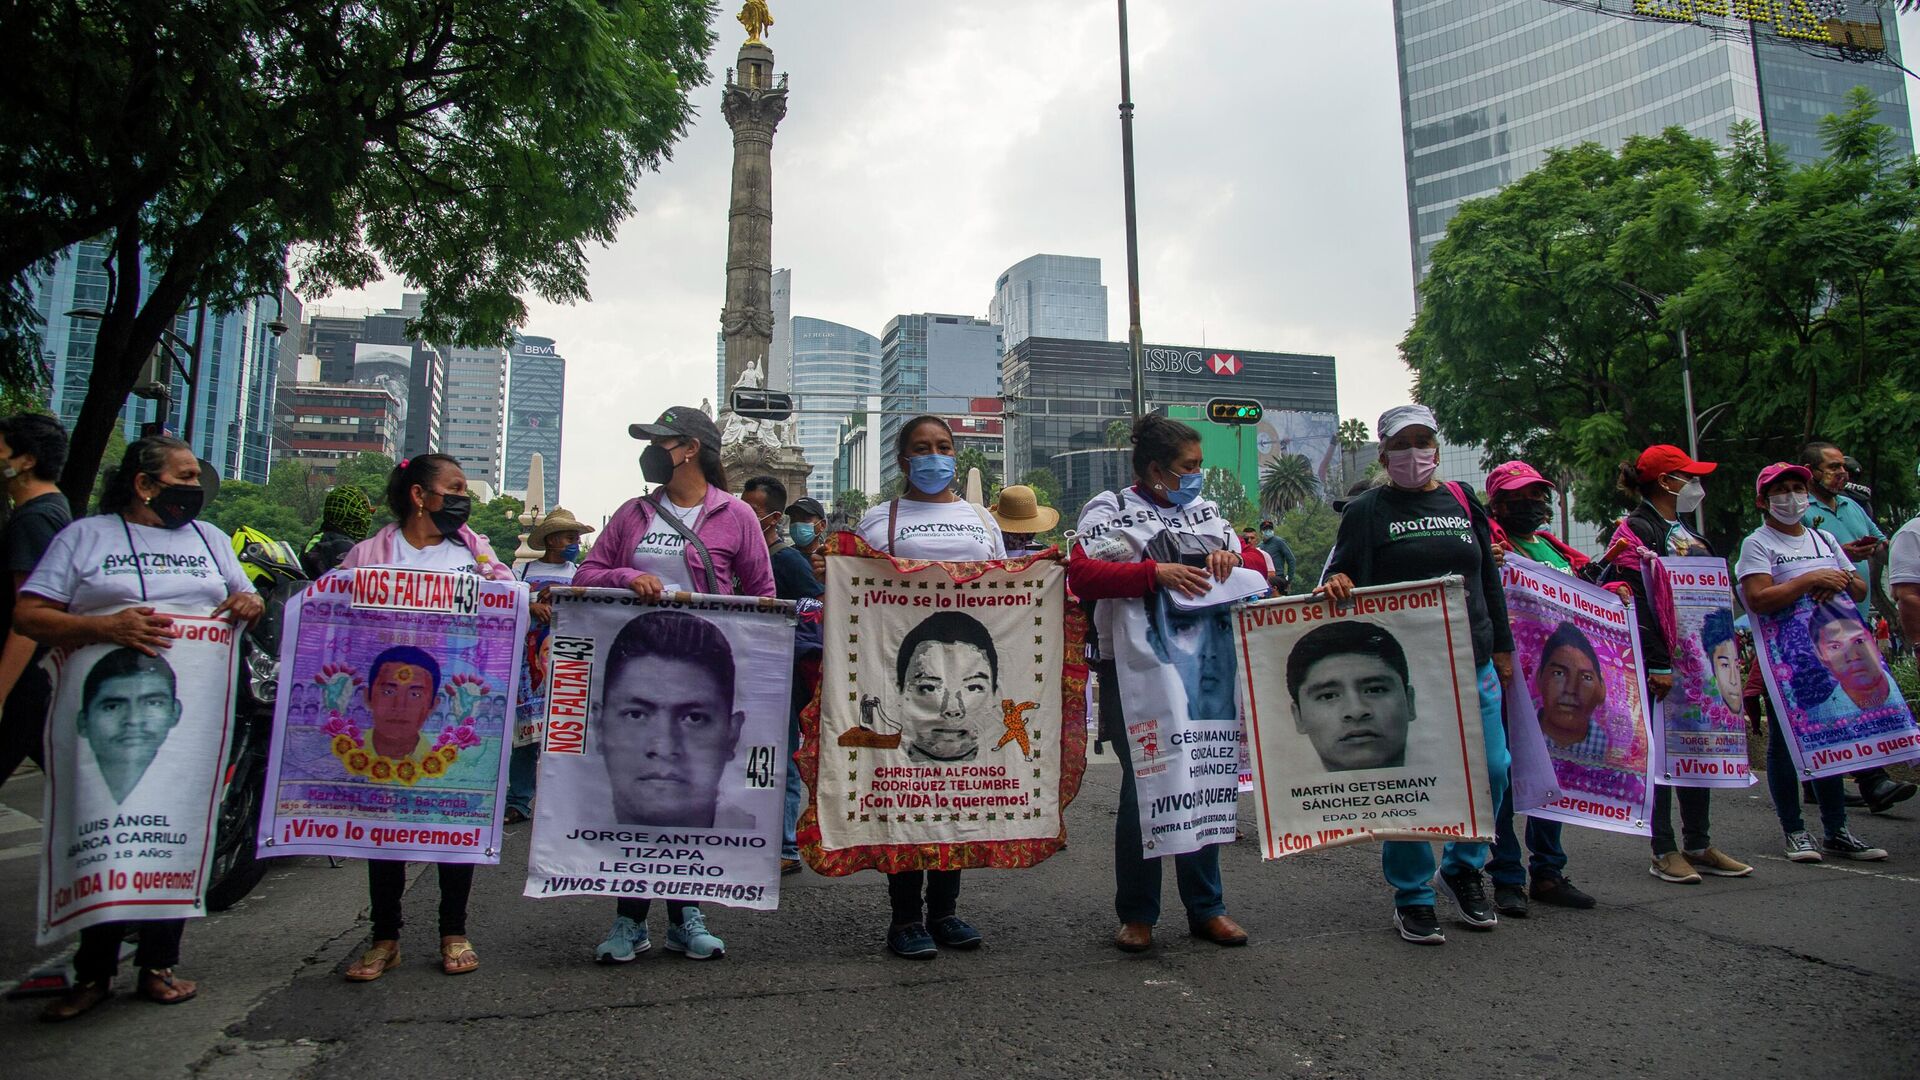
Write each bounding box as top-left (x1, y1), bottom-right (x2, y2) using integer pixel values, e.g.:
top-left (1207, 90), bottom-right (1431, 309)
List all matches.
top-left (300, 294), bottom-right (446, 458)
top-left (273, 381), bottom-right (403, 477)
top-left (769, 268), bottom-right (792, 390)
top-left (504, 335), bottom-right (565, 510)
top-left (1394, 0), bottom-right (1911, 280)
top-left (790, 316), bottom-right (880, 501)
top-left (952, 397), bottom-right (1004, 476)
top-left (1001, 337), bottom-right (1337, 514)
top-left (877, 314), bottom-right (1002, 489)
top-left (987, 254), bottom-right (1109, 351)
top-left (834, 400), bottom-right (882, 503)
top-left (439, 345), bottom-right (509, 489)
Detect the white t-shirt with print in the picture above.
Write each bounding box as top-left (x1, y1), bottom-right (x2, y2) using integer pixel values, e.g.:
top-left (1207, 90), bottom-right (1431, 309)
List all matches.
top-left (1735, 525), bottom-right (1850, 584)
top-left (631, 499), bottom-right (703, 589)
top-left (388, 534), bottom-right (482, 576)
top-left (856, 499), bottom-right (1005, 561)
top-left (24, 516), bottom-right (254, 616)
top-left (519, 560), bottom-right (577, 585)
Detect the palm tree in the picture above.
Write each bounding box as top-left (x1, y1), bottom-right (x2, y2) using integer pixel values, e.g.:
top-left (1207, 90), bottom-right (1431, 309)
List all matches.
top-left (1336, 418), bottom-right (1370, 488)
top-left (1105, 418), bottom-right (1132, 447)
top-left (1260, 454), bottom-right (1319, 516)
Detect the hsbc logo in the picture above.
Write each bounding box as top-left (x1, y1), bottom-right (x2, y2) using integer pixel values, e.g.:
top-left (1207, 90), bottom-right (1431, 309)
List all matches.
top-left (1209, 353), bottom-right (1240, 376)
top-left (1144, 347), bottom-right (1245, 377)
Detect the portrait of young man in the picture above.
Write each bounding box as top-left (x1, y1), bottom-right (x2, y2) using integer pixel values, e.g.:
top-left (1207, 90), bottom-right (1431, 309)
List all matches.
top-left (1286, 621), bottom-right (1416, 773)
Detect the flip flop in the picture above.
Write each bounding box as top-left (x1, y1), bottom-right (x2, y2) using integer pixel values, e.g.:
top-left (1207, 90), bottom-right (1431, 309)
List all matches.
top-left (441, 939), bottom-right (479, 975)
top-left (137, 968), bottom-right (198, 1005)
top-left (41, 980), bottom-right (112, 1022)
top-left (345, 943), bottom-right (402, 982)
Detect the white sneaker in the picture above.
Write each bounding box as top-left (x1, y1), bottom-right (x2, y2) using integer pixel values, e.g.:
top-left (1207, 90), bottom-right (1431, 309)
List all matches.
top-left (1784, 831), bottom-right (1823, 863)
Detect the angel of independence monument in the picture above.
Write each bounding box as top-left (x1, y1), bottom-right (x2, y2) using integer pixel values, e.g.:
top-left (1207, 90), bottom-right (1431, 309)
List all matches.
top-left (714, 2), bottom-right (811, 497)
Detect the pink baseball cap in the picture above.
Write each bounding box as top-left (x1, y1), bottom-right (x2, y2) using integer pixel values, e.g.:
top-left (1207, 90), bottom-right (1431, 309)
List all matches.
top-left (1755, 462), bottom-right (1812, 498)
top-left (1486, 460), bottom-right (1556, 496)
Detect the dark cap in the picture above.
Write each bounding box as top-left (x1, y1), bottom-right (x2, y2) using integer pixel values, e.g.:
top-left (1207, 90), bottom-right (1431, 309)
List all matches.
top-left (630, 406), bottom-right (722, 448)
top-left (785, 497), bottom-right (827, 521)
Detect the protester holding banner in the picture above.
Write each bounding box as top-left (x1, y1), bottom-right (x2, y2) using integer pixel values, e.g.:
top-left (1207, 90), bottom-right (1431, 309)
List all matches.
top-left (15, 436), bottom-right (262, 1019)
top-left (574, 406), bottom-right (773, 962)
top-left (1070, 413), bottom-right (1251, 955)
top-left (507, 508), bottom-right (593, 824)
top-left (1319, 405), bottom-right (1511, 945)
top-left (1601, 445), bottom-right (1752, 885)
top-left (335, 454), bottom-right (513, 982)
top-left (1736, 463), bottom-right (1888, 863)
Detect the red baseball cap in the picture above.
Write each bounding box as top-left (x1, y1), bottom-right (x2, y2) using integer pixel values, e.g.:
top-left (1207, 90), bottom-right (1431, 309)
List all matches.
top-left (1486, 460), bottom-right (1556, 496)
top-left (1755, 462), bottom-right (1812, 498)
top-left (1634, 444), bottom-right (1716, 484)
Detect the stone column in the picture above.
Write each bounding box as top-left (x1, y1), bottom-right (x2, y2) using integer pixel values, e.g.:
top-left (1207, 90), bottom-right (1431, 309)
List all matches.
top-left (719, 44), bottom-right (788, 396)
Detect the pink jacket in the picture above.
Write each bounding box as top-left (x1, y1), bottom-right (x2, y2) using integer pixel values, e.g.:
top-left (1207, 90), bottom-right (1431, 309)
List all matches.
top-left (338, 523), bottom-right (516, 581)
top-left (575, 488), bottom-right (775, 599)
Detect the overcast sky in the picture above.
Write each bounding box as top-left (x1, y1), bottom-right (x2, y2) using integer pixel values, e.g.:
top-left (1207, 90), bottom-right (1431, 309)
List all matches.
top-left (313, 1), bottom-right (1920, 525)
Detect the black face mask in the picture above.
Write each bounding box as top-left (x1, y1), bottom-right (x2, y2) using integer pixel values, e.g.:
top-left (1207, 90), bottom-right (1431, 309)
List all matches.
top-left (148, 480), bottom-right (205, 530)
top-left (640, 443), bottom-right (678, 485)
top-left (428, 494), bottom-right (471, 537)
top-left (1495, 500), bottom-right (1552, 537)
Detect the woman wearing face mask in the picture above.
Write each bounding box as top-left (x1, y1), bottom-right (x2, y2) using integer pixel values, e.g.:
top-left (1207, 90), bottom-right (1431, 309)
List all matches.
top-left (336, 454), bottom-right (514, 982)
top-left (15, 436), bottom-right (263, 1019)
top-left (1069, 414), bottom-right (1249, 954)
top-left (1599, 445), bottom-right (1751, 885)
top-left (1318, 406), bottom-right (1512, 946)
top-left (849, 415), bottom-right (1004, 958)
top-left (1735, 463), bottom-right (1887, 865)
top-left (575, 406), bottom-right (774, 964)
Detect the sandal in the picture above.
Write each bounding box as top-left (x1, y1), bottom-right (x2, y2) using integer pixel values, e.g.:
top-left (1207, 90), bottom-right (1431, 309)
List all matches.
top-left (503, 807), bottom-right (529, 824)
top-left (41, 979), bottom-right (112, 1022)
top-left (137, 968), bottom-right (198, 1005)
top-left (440, 938), bottom-right (479, 975)
top-left (345, 942), bottom-right (402, 982)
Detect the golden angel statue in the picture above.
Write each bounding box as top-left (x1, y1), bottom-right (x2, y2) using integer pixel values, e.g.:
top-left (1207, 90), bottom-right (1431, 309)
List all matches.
top-left (739, 0), bottom-right (773, 44)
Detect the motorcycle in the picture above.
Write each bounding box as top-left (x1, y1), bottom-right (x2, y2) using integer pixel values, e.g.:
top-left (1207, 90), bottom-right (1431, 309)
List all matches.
top-left (203, 532), bottom-right (309, 912)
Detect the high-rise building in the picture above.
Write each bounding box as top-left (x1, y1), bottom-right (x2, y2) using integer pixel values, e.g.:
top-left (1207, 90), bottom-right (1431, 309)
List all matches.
top-left (790, 315), bottom-right (880, 501)
top-left (504, 335), bottom-right (564, 510)
top-left (300, 294), bottom-right (446, 459)
top-left (877, 314), bottom-right (1002, 489)
top-left (1394, 0), bottom-right (1911, 281)
top-left (769, 268), bottom-right (793, 391)
top-left (438, 345), bottom-right (509, 488)
top-left (273, 381), bottom-right (404, 477)
top-left (988, 254), bottom-right (1109, 351)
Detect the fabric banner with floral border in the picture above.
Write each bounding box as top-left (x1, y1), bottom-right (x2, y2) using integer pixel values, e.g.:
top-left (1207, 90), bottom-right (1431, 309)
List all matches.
top-left (796, 533), bottom-right (1087, 875)
top-left (1643, 556), bottom-right (1757, 788)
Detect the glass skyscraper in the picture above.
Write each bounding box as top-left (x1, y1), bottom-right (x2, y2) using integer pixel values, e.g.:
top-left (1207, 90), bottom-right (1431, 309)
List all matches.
top-left (790, 316), bottom-right (879, 502)
top-left (1395, 0), bottom-right (1910, 281)
top-left (877, 314), bottom-right (1002, 490)
top-left (439, 345), bottom-right (509, 490)
top-left (987, 254), bottom-right (1109, 351)
top-left (504, 335), bottom-right (564, 510)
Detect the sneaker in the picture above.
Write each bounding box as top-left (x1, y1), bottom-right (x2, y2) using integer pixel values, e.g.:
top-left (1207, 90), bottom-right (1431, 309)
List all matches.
top-left (1434, 868), bottom-right (1497, 929)
top-left (887, 922), bottom-right (938, 959)
top-left (665, 909), bottom-right (726, 960)
top-left (1650, 852), bottom-right (1702, 884)
top-left (927, 915), bottom-right (983, 950)
top-left (595, 916), bottom-right (650, 964)
top-left (1822, 829), bottom-right (1889, 861)
top-left (780, 858), bottom-right (803, 876)
top-left (1683, 847), bottom-right (1754, 877)
top-left (1394, 904), bottom-right (1445, 945)
top-left (1784, 830), bottom-right (1823, 862)
top-left (1492, 882), bottom-right (1529, 918)
top-left (1529, 874), bottom-right (1596, 910)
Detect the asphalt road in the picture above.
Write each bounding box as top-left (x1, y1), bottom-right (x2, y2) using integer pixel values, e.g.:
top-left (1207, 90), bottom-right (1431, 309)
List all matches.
top-left (3, 755), bottom-right (1917, 1080)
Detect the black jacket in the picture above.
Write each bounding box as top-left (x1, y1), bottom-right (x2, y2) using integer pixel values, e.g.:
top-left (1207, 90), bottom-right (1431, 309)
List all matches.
top-left (1600, 502), bottom-right (1713, 674)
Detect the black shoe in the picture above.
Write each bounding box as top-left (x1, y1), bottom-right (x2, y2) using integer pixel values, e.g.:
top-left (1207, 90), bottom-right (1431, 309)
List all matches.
top-left (1394, 904), bottom-right (1445, 945)
top-left (1862, 777), bottom-right (1918, 815)
top-left (886, 922), bottom-right (937, 959)
top-left (1492, 882), bottom-right (1529, 918)
top-left (927, 915), bottom-right (983, 950)
top-left (1844, 790), bottom-right (1869, 808)
top-left (1434, 868), bottom-right (1498, 929)
top-left (1529, 874), bottom-right (1597, 909)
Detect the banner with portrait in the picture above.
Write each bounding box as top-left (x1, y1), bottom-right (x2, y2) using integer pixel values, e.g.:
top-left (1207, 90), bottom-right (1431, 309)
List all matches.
top-left (1235, 577), bottom-right (1493, 858)
top-left (1644, 556), bottom-right (1756, 788)
top-left (514, 621), bottom-right (552, 748)
top-left (257, 569), bottom-right (527, 863)
top-left (798, 535), bottom-right (1087, 874)
top-left (524, 589), bottom-right (794, 910)
top-left (1751, 572), bottom-right (1920, 779)
top-left (1501, 556), bottom-right (1654, 834)
top-left (37, 611), bottom-right (242, 944)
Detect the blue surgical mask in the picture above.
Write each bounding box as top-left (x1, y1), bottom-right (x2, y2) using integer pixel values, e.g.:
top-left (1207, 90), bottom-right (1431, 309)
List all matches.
top-left (1166, 469), bottom-right (1204, 507)
top-left (561, 543), bottom-right (580, 562)
top-left (907, 453), bottom-right (957, 495)
top-left (789, 523), bottom-right (817, 547)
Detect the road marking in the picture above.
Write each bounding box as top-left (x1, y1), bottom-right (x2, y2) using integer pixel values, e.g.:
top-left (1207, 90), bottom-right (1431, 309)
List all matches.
top-left (1754, 853), bottom-right (1920, 884)
top-left (0, 802), bottom-right (39, 834)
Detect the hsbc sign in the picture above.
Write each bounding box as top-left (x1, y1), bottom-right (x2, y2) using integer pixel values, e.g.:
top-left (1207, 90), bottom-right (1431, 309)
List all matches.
top-left (1143, 347), bottom-right (1240, 376)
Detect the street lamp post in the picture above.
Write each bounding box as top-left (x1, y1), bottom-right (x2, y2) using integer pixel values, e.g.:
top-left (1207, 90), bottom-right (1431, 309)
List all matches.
top-left (1116, 0), bottom-right (1146, 418)
top-left (1616, 282), bottom-right (1703, 531)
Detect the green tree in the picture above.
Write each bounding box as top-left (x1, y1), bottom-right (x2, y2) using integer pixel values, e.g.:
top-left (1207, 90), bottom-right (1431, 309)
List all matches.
top-left (1272, 501), bottom-right (1340, 584)
top-left (1336, 418), bottom-right (1371, 488)
top-left (955, 447), bottom-right (997, 496)
top-left (88, 427), bottom-right (129, 514)
top-left (1259, 453), bottom-right (1319, 516)
top-left (264, 462), bottom-right (329, 525)
top-left (833, 489), bottom-right (870, 521)
top-left (1201, 467), bottom-right (1252, 528)
top-left (1105, 418), bottom-right (1132, 447)
top-left (1019, 467), bottom-right (1062, 511)
top-left (469, 494), bottom-right (526, 561)
top-left (204, 479), bottom-right (314, 545)
top-left (6, 2), bottom-right (717, 511)
top-left (330, 452), bottom-right (397, 526)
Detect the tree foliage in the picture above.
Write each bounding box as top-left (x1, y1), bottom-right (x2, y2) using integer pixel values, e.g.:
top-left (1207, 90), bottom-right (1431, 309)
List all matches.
top-left (1202, 467), bottom-right (1252, 528)
top-left (1259, 454), bottom-right (1319, 517)
top-left (4, 1), bottom-right (716, 511)
top-left (1019, 467), bottom-right (1062, 512)
top-left (955, 447), bottom-right (997, 497)
top-left (470, 494), bottom-right (526, 561)
top-left (1404, 93), bottom-right (1920, 549)
top-left (1271, 501), bottom-right (1340, 584)
top-left (1105, 418), bottom-right (1133, 447)
top-left (833, 489), bottom-right (871, 521)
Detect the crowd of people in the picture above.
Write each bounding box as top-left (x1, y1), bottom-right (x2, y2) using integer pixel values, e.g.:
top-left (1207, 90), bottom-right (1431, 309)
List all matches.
top-left (3, 402), bottom-right (1916, 1020)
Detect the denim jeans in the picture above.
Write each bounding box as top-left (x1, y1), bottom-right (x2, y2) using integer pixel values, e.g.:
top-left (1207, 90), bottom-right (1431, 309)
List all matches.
top-left (1766, 716), bottom-right (1848, 837)
top-left (1488, 785), bottom-right (1568, 887)
top-left (781, 702), bottom-right (804, 860)
top-left (506, 741), bottom-right (539, 815)
top-left (1384, 661), bottom-right (1510, 908)
top-left (1101, 661), bottom-right (1226, 926)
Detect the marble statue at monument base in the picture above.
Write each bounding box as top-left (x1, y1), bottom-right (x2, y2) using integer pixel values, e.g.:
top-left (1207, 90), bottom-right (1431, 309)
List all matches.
top-left (719, 418), bottom-right (812, 499)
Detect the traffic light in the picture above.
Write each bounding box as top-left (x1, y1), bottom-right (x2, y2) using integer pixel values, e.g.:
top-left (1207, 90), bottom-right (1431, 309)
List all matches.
top-left (1206, 397), bottom-right (1263, 425)
top-left (730, 387), bottom-right (794, 420)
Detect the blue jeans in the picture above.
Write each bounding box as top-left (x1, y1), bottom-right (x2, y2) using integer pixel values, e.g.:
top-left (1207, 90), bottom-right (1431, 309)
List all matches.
top-left (507, 741), bottom-right (539, 815)
top-left (1103, 663), bottom-right (1226, 926)
top-left (1488, 784), bottom-right (1567, 886)
top-left (1383, 661), bottom-right (1510, 907)
top-left (1765, 715), bottom-right (1847, 837)
top-left (781, 703), bottom-right (804, 860)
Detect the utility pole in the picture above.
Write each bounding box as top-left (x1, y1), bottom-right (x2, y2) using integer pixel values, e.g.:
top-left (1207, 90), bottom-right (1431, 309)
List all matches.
top-left (1116, 0), bottom-right (1146, 418)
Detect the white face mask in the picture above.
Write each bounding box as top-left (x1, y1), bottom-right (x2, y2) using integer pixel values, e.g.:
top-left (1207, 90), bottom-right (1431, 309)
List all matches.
top-left (1768, 492), bottom-right (1810, 525)
top-left (1669, 477), bottom-right (1706, 514)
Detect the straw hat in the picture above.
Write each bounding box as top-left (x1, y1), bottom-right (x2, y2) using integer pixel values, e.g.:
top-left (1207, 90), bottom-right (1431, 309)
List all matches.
top-left (529, 507), bottom-right (595, 547)
top-left (989, 485), bottom-right (1059, 532)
